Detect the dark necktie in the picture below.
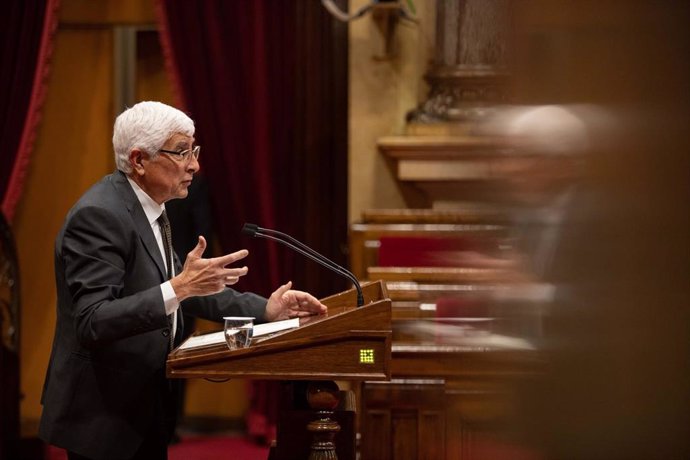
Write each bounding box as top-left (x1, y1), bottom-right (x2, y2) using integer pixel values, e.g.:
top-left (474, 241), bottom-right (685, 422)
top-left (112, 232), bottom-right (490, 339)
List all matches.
top-left (157, 211), bottom-right (175, 350)
top-left (158, 210), bottom-right (173, 279)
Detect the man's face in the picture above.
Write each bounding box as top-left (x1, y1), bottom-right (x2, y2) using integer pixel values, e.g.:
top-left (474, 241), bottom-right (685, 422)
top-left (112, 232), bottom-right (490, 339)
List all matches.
top-left (492, 155), bottom-right (575, 206)
top-left (136, 133), bottom-right (199, 204)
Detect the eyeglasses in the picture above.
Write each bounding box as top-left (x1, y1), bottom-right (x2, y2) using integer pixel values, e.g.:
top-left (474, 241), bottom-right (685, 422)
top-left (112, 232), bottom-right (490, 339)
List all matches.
top-left (158, 145), bottom-right (201, 162)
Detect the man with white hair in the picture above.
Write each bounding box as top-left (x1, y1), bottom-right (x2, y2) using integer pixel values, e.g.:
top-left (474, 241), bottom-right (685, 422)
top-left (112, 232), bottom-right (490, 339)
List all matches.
top-left (494, 105), bottom-right (590, 277)
top-left (38, 101), bottom-right (327, 460)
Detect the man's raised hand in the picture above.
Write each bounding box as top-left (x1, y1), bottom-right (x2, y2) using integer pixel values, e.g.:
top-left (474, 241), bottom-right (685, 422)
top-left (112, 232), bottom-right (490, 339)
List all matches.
top-left (170, 236), bottom-right (249, 301)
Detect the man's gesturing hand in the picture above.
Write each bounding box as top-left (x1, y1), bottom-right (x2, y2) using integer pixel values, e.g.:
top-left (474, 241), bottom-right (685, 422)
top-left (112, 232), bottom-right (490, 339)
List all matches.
top-left (264, 281), bottom-right (327, 322)
top-left (170, 236), bottom-right (249, 301)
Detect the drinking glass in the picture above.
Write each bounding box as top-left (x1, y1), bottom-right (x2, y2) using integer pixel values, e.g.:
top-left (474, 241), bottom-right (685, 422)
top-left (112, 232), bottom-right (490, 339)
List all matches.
top-left (223, 317), bottom-right (254, 350)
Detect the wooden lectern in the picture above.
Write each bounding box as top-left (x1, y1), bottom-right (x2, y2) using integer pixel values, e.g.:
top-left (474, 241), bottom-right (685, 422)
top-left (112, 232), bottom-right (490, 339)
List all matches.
top-left (167, 280), bottom-right (392, 459)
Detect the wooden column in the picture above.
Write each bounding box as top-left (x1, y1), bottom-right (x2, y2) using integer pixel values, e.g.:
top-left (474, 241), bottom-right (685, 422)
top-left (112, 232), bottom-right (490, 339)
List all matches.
top-left (408, 0), bottom-right (512, 126)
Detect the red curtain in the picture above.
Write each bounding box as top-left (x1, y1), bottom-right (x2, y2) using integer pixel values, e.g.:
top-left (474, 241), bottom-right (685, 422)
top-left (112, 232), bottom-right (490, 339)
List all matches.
top-left (156, 0), bottom-right (348, 298)
top-left (0, 2), bottom-right (59, 457)
top-left (156, 0), bottom-right (348, 442)
top-left (0, 0), bottom-right (60, 222)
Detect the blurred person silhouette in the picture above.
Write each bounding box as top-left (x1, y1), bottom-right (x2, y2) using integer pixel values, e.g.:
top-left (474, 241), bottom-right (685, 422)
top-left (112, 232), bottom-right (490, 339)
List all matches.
top-left (492, 105), bottom-right (591, 279)
top-left (503, 2), bottom-right (690, 458)
top-left (451, 105), bottom-right (590, 280)
top-left (420, 105), bottom-right (593, 342)
top-left (466, 106), bottom-right (594, 338)
top-left (512, 111), bottom-right (690, 458)
top-left (39, 101), bottom-right (327, 460)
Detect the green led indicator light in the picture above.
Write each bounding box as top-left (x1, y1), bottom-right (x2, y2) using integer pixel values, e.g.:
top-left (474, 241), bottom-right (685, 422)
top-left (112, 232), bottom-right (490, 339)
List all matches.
top-left (359, 349), bottom-right (375, 364)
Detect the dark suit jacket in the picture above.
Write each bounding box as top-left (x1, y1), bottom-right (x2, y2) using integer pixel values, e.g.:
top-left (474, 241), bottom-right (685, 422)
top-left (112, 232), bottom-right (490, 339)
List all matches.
top-left (39, 171), bottom-right (266, 459)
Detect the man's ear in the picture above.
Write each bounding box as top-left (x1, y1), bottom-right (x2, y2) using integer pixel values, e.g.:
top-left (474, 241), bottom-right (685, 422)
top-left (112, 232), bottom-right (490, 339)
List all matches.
top-left (129, 149), bottom-right (145, 175)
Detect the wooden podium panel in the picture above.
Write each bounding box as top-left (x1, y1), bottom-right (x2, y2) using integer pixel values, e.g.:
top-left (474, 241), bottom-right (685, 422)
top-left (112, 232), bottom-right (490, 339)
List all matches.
top-left (167, 281), bottom-right (392, 459)
top-left (166, 280), bottom-right (392, 381)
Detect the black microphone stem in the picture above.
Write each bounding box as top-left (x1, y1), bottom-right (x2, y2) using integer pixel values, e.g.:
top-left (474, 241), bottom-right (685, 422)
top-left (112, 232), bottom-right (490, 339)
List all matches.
top-left (257, 226), bottom-right (356, 283)
top-left (253, 232), bottom-right (364, 307)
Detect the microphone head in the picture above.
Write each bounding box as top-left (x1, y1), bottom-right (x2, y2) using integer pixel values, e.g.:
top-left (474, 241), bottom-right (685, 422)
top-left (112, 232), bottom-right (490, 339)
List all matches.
top-left (241, 223), bottom-right (259, 237)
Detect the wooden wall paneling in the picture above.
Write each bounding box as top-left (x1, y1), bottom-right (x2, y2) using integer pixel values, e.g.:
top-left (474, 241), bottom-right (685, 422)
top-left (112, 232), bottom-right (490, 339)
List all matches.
top-left (392, 410), bottom-right (418, 460)
top-left (361, 409), bottom-right (391, 460)
top-left (361, 379), bottom-right (449, 460)
top-left (445, 408), bottom-right (465, 460)
top-left (419, 410), bottom-right (446, 460)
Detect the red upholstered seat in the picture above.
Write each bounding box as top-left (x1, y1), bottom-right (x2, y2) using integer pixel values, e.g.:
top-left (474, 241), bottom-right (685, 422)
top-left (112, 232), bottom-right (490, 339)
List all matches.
top-left (433, 296), bottom-right (492, 342)
top-left (435, 296), bottom-right (488, 318)
top-left (377, 236), bottom-right (473, 267)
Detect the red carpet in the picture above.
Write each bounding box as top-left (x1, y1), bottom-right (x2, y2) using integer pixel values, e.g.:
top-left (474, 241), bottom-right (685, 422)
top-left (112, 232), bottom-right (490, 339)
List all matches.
top-left (168, 435), bottom-right (269, 460)
top-left (46, 435), bottom-right (270, 460)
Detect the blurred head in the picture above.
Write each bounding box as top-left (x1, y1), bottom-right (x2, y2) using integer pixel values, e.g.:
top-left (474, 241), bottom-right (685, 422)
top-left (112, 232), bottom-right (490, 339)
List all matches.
top-left (113, 101), bottom-right (199, 204)
top-left (487, 105), bottom-right (592, 205)
top-left (502, 105), bottom-right (590, 155)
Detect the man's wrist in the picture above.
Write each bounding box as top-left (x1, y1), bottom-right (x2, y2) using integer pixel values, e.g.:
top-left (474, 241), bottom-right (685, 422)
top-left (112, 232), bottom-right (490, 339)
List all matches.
top-left (161, 280), bottom-right (180, 314)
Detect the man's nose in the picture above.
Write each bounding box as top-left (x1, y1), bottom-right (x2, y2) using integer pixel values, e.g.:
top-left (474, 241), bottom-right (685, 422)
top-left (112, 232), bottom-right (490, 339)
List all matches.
top-left (187, 156), bottom-right (200, 173)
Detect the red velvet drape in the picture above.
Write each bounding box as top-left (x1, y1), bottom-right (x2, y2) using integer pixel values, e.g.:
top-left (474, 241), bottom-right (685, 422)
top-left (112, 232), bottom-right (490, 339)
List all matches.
top-left (0, 2), bottom-right (59, 457)
top-left (156, 1), bottom-right (283, 296)
top-left (0, 0), bottom-right (60, 222)
top-left (156, 0), bottom-right (348, 442)
top-left (156, 0), bottom-right (348, 299)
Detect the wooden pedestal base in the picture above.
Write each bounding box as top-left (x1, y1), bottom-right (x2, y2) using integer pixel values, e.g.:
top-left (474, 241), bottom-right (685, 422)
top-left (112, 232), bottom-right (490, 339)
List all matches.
top-left (307, 411), bottom-right (341, 460)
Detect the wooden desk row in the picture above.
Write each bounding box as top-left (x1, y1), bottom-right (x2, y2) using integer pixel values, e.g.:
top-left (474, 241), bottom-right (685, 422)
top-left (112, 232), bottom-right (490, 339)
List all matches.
top-left (351, 209), bottom-right (541, 460)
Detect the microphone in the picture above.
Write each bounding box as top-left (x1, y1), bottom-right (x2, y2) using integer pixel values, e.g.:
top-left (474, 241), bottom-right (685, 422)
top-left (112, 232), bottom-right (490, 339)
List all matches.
top-left (241, 223), bottom-right (364, 307)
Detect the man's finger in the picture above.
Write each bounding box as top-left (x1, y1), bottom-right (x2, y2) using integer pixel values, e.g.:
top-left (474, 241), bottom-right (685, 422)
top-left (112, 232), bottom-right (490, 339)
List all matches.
top-left (187, 236), bottom-right (207, 259)
top-left (215, 249), bottom-right (249, 267)
top-left (295, 292), bottom-right (327, 313)
top-left (222, 266), bottom-right (249, 278)
top-left (274, 281), bottom-right (293, 299)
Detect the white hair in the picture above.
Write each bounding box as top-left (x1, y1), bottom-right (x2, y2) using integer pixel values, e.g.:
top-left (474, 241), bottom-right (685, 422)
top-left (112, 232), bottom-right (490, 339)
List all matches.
top-left (112, 101), bottom-right (195, 174)
top-left (486, 104), bottom-right (597, 156)
top-left (506, 105), bottom-right (590, 155)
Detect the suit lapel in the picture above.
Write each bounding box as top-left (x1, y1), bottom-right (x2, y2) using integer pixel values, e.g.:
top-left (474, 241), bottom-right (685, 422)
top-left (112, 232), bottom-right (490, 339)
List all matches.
top-left (110, 171), bottom-right (167, 280)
